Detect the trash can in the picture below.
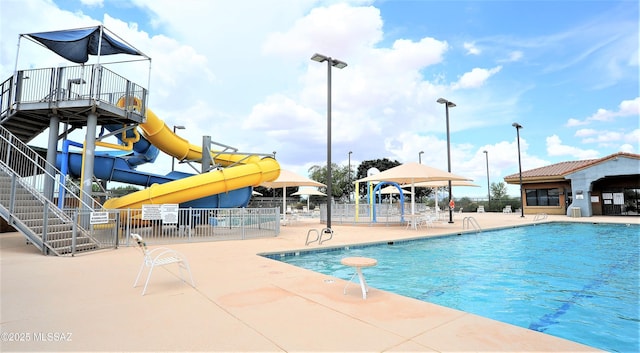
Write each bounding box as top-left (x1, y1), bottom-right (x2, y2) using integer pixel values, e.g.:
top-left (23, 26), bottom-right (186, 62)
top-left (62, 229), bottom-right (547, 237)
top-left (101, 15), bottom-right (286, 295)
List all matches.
top-left (571, 207), bottom-right (581, 218)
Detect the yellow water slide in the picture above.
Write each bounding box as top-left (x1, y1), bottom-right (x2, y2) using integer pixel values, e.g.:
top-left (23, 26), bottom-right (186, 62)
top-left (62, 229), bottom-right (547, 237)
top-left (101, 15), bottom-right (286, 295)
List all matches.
top-left (102, 105), bottom-right (280, 209)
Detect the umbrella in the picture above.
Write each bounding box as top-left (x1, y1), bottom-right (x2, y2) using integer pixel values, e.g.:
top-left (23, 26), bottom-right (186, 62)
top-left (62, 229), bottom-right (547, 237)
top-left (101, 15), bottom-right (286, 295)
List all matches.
top-left (355, 162), bottom-right (471, 228)
top-left (261, 169), bottom-right (325, 220)
top-left (292, 187), bottom-right (326, 211)
top-left (377, 184), bottom-right (412, 206)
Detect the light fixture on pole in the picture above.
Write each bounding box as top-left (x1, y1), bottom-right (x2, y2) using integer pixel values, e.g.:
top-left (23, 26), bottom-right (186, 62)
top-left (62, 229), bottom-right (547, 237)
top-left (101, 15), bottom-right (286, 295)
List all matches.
top-left (437, 97), bottom-right (456, 223)
top-left (419, 151), bottom-right (424, 164)
top-left (348, 151), bottom-right (353, 202)
top-left (512, 122), bottom-right (525, 218)
top-left (483, 150), bottom-right (490, 210)
top-left (311, 53), bottom-right (347, 231)
top-left (273, 151), bottom-right (276, 158)
top-left (171, 125), bottom-right (185, 171)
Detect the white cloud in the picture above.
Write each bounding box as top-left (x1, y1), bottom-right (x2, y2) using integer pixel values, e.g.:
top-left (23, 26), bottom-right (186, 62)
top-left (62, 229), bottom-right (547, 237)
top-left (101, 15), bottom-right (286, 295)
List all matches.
top-left (452, 66), bottom-right (502, 89)
top-left (620, 143), bottom-right (635, 153)
top-left (574, 128), bottom-right (598, 137)
top-left (263, 3), bottom-right (383, 60)
top-left (565, 97), bottom-right (639, 128)
top-left (80, 0), bottom-right (103, 7)
top-left (587, 108), bottom-right (616, 122)
top-left (463, 42), bottom-right (480, 55)
top-left (566, 118), bottom-right (588, 127)
top-left (546, 135), bottom-right (600, 159)
top-left (585, 96), bottom-right (640, 122)
top-left (618, 96), bottom-right (640, 116)
top-left (508, 51), bottom-right (523, 62)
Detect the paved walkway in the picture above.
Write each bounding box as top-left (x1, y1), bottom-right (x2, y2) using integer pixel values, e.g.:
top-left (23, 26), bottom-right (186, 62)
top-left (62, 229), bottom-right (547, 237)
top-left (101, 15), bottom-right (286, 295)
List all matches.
top-left (2, 213), bottom-right (635, 352)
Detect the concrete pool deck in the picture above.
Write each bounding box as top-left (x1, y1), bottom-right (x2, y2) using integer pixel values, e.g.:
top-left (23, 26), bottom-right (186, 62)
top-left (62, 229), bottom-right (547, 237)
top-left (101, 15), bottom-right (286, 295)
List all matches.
top-left (1, 212), bottom-right (637, 352)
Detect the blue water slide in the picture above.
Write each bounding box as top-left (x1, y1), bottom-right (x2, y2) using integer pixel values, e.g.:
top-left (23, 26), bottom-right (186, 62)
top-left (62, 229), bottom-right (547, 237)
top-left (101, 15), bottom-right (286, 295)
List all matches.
top-left (56, 125), bottom-right (252, 208)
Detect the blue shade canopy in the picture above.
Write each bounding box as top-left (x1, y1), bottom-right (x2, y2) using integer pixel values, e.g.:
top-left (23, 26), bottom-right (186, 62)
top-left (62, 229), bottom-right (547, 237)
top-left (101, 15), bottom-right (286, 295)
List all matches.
top-left (25, 26), bottom-right (144, 63)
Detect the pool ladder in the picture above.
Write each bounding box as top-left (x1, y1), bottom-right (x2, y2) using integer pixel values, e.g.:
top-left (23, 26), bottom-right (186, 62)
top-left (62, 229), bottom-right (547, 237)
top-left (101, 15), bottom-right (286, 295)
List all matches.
top-left (305, 228), bottom-right (333, 246)
top-left (462, 217), bottom-right (482, 232)
top-left (533, 213), bottom-right (548, 221)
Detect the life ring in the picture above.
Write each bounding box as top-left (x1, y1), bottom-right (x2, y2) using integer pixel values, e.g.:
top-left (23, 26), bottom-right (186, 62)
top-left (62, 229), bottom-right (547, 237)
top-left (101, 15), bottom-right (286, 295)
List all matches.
top-left (449, 199), bottom-right (455, 209)
top-left (116, 96), bottom-right (143, 112)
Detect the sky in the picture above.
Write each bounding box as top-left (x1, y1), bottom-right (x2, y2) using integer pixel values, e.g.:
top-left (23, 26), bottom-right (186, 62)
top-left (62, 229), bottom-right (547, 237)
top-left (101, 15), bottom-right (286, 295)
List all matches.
top-left (1, 0), bottom-right (638, 198)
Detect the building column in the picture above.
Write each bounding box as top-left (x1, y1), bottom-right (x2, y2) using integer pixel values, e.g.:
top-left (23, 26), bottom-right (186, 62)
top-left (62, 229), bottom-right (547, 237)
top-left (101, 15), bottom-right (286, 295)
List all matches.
top-left (81, 112), bottom-right (98, 214)
top-left (44, 114), bottom-right (60, 203)
top-left (568, 175), bottom-right (593, 217)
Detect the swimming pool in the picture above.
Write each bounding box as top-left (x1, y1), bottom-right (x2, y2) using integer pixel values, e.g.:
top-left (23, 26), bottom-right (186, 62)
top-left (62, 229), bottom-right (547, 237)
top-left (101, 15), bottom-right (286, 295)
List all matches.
top-left (269, 222), bottom-right (639, 352)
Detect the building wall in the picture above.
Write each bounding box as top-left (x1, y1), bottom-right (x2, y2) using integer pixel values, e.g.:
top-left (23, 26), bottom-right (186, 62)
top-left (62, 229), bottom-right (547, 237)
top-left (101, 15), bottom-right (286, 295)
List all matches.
top-left (591, 175), bottom-right (639, 215)
top-left (521, 181), bottom-right (571, 215)
top-left (566, 156), bottom-right (640, 217)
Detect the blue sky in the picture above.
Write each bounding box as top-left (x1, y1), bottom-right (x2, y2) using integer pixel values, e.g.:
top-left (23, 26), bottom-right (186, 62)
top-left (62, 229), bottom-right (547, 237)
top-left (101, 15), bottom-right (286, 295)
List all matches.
top-left (1, 0), bottom-right (638, 198)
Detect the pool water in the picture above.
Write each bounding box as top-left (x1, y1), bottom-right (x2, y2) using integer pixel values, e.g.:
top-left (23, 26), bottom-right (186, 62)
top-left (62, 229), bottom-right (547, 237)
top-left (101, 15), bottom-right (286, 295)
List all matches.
top-left (271, 222), bottom-right (640, 352)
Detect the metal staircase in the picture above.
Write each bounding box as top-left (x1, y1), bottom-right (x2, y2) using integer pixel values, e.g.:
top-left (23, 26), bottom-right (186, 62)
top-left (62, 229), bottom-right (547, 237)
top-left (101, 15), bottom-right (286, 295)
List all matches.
top-left (0, 125), bottom-right (100, 255)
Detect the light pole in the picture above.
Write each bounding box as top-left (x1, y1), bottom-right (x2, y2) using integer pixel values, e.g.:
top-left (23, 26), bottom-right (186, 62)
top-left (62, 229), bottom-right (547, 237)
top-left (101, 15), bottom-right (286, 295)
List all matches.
top-left (311, 53), bottom-right (347, 231)
top-left (419, 151), bottom-right (424, 164)
top-left (171, 125), bottom-right (185, 171)
top-left (437, 97), bottom-right (456, 223)
top-left (512, 122), bottom-right (525, 218)
top-left (348, 151), bottom-right (353, 202)
top-left (273, 151), bottom-right (277, 158)
top-left (483, 150), bottom-right (490, 210)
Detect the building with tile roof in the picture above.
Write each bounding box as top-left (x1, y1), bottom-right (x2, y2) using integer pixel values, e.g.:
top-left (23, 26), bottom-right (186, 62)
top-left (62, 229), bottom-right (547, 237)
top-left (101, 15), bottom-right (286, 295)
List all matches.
top-left (504, 152), bottom-right (639, 217)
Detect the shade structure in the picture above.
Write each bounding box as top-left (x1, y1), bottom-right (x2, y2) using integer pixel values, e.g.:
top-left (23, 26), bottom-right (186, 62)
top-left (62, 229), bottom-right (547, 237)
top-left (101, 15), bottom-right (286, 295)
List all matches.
top-left (409, 180), bottom-right (479, 219)
top-left (292, 187), bottom-right (327, 211)
top-left (411, 180), bottom-right (480, 188)
top-left (23, 26), bottom-right (147, 64)
top-left (291, 187), bottom-right (327, 196)
top-left (355, 162), bottom-right (472, 228)
top-left (261, 169), bottom-right (325, 189)
top-left (379, 185), bottom-right (413, 194)
top-left (356, 162), bottom-right (471, 184)
top-left (260, 169), bottom-right (325, 220)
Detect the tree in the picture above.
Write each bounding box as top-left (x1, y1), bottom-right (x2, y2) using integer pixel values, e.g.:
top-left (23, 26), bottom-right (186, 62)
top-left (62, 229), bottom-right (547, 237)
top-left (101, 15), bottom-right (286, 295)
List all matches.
top-left (308, 163), bottom-right (351, 201)
top-left (490, 182), bottom-right (508, 200)
top-left (109, 185), bottom-right (141, 197)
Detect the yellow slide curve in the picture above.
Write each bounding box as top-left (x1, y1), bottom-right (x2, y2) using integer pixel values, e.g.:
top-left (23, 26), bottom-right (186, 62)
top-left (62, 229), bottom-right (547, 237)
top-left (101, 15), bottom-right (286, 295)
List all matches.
top-left (102, 107), bottom-right (280, 209)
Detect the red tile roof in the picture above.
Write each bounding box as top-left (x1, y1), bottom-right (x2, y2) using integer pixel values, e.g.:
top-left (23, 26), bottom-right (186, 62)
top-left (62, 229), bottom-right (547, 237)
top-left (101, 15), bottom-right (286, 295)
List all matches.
top-left (504, 152), bottom-right (640, 182)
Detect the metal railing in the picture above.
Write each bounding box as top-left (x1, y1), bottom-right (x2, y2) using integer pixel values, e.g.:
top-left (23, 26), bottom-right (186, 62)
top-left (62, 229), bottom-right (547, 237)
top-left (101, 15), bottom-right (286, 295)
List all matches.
top-left (69, 207), bottom-right (281, 248)
top-left (322, 203), bottom-right (431, 226)
top-left (1, 64), bottom-right (147, 119)
top-left (0, 124), bottom-right (96, 211)
top-left (533, 213), bottom-right (548, 221)
top-left (462, 216), bottom-right (482, 232)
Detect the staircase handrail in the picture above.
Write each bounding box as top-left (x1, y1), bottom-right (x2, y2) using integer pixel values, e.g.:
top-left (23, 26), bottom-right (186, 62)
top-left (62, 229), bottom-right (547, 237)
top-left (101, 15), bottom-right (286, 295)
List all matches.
top-left (0, 124), bottom-right (99, 213)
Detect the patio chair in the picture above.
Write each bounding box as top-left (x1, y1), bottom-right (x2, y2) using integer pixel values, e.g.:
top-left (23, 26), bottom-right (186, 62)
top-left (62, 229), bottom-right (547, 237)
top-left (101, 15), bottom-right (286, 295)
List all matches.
top-left (477, 205), bottom-right (485, 213)
top-left (503, 205), bottom-right (512, 213)
top-left (131, 233), bottom-right (195, 295)
top-left (417, 213), bottom-right (436, 229)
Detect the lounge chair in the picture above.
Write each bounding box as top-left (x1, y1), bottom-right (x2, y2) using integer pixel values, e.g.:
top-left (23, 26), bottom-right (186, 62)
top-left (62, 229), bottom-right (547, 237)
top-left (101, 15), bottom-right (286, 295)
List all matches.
top-left (132, 233), bottom-right (195, 295)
